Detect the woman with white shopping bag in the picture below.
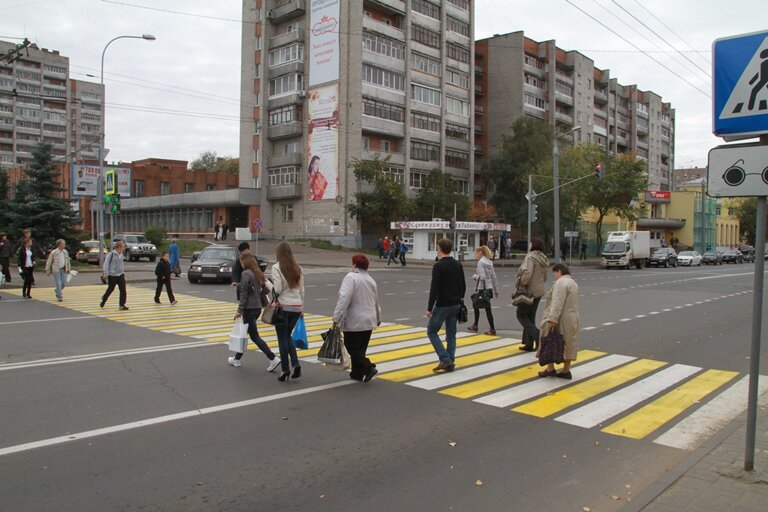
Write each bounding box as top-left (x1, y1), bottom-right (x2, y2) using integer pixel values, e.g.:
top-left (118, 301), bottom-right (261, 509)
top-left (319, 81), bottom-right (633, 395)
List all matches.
top-left (332, 254), bottom-right (381, 383)
top-left (228, 253), bottom-right (281, 372)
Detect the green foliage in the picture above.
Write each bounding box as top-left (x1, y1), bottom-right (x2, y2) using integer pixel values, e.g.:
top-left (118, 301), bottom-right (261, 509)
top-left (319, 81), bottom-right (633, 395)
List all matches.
top-left (157, 239), bottom-right (208, 257)
top-left (144, 225), bottom-right (168, 246)
top-left (190, 150), bottom-right (238, 173)
top-left (5, 142), bottom-right (81, 246)
top-left (733, 198), bottom-right (767, 245)
top-left (412, 169), bottom-right (470, 220)
top-left (347, 155), bottom-right (414, 235)
top-left (0, 168), bottom-right (9, 231)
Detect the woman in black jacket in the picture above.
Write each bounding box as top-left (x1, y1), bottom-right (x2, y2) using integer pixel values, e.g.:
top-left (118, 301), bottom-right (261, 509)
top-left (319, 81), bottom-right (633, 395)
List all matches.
top-left (17, 238), bottom-right (35, 299)
top-left (154, 251), bottom-right (177, 305)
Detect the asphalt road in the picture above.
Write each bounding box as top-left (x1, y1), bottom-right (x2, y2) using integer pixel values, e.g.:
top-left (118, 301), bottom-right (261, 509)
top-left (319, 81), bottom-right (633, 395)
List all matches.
top-left (1, 260), bottom-right (766, 511)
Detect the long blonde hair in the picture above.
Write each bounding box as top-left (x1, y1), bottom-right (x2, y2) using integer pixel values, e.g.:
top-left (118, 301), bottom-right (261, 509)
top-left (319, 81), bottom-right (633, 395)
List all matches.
top-left (477, 245), bottom-right (493, 259)
top-left (275, 241), bottom-right (301, 288)
top-left (241, 253), bottom-right (265, 284)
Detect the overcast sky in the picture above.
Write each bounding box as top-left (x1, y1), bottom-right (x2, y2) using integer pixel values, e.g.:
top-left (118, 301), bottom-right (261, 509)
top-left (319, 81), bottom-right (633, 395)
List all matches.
top-left (1, 0), bottom-right (765, 168)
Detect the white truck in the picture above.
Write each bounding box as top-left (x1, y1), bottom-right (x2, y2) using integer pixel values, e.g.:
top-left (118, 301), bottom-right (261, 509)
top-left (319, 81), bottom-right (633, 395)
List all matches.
top-left (601, 231), bottom-right (651, 269)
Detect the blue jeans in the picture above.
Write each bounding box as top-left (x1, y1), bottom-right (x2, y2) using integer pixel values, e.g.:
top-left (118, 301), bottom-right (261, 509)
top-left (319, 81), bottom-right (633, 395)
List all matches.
top-left (427, 304), bottom-right (461, 364)
top-left (274, 311), bottom-right (301, 373)
top-left (53, 268), bottom-right (66, 299)
top-left (235, 309), bottom-right (276, 361)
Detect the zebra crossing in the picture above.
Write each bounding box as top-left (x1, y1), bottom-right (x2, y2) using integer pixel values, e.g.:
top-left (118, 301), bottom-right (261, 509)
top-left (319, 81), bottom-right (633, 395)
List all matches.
top-left (8, 284), bottom-right (766, 452)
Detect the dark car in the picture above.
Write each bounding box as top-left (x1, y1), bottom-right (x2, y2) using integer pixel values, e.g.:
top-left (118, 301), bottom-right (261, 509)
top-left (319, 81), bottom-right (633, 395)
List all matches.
top-left (112, 234), bottom-right (157, 262)
top-left (739, 246), bottom-right (755, 263)
top-left (188, 245), bottom-right (267, 283)
top-left (702, 251), bottom-right (723, 265)
top-left (648, 247), bottom-right (678, 267)
top-left (722, 249), bottom-right (744, 264)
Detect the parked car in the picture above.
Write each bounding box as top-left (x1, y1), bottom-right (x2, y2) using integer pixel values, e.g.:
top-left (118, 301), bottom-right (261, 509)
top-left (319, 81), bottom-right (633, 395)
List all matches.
top-left (722, 249), bottom-right (744, 264)
top-left (43, 239), bottom-right (84, 259)
top-left (702, 251), bottom-right (723, 265)
top-left (112, 234), bottom-right (157, 262)
top-left (740, 248), bottom-right (755, 263)
top-left (648, 247), bottom-right (678, 267)
top-left (75, 240), bottom-right (108, 264)
top-left (188, 245), bottom-right (267, 283)
top-left (677, 250), bottom-right (702, 266)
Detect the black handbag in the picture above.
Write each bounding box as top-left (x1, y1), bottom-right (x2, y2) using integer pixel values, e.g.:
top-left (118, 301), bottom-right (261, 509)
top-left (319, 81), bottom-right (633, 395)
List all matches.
top-left (471, 282), bottom-right (492, 309)
top-left (458, 299), bottom-right (468, 324)
top-left (538, 329), bottom-right (565, 366)
top-left (511, 290), bottom-right (534, 306)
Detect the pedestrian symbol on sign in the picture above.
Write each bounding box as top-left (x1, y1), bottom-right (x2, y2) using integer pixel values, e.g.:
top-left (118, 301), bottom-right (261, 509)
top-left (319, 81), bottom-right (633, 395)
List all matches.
top-left (720, 36), bottom-right (768, 119)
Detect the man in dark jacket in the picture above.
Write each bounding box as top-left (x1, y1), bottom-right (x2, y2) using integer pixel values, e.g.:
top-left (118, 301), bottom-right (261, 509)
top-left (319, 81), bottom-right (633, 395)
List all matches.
top-left (154, 251), bottom-right (177, 305)
top-left (0, 232), bottom-right (12, 284)
top-left (231, 242), bottom-right (250, 301)
top-left (426, 238), bottom-right (466, 372)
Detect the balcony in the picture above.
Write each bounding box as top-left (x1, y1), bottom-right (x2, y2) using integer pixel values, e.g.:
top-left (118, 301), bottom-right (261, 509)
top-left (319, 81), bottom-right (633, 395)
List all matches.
top-left (637, 122), bottom-right (649, 135)
top-left (555, 91), bottom-right (573, 106)
top-left (555, 111), bottom-right (573, 124)
top-left (474, 124), bottom-right (482, 135)
top-left (474, 145), bottom-right (483, 155)
top-left (361, 115), bottom-right (405, 138)
top-left (270, 29), bottom-right (304, 48)
top-left (369, 0), bottom-right (406, 15)
top-left (267, 182), bottom-right (302, 200)
top-left (268, 60), bottom-right (304, 77)
top-left (267, 152), bottom-right (303, 168)
top-left (361, 148), bottom-right (405, 166)
top-left (475, 84), bottom-right (483, 96)
top-left (594, 89), bottom-right (608, 104)
top-left (268, 91), bottom-right (306, 109)
top-left (267, 120), bottom-right (303, 140)
top-left (267, 0), bottom-right (305, 24)
top-left (362, 16), bottom-right (405, 41)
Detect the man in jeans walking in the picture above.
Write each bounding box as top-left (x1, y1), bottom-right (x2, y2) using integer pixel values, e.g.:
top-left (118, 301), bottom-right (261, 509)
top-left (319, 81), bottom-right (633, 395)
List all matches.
top-left (101, 240), bottom-right (128, 310)
top-left (426, 238), bottom-right (466, 372)
top-left (45, 239), bottom-right (71, 302)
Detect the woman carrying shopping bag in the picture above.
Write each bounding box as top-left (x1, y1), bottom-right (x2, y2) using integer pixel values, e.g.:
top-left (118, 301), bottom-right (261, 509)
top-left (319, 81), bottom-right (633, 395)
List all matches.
top-left (515, 237), bottom-right (549, 351)
top-left (332, 254), bottom-right (381, 383)
top-left (228, 253), bottom-right (280, 372)
top-left (467, 245), bottom-right (499, 335)
top-left (271, 242), bottom-right (304, 382)
top-left (537, 263), bottom-right (580, 379)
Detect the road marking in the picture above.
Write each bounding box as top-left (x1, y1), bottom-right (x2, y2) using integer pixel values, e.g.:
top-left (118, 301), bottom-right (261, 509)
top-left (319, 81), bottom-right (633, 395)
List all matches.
top-left (0, 380), bottom-right (354, 458)
top-left (375, 339), bottom-right (510, 375)
top-left (583, 326), bottom-right (596, 331)
top-left (0, 315), bottom-right (96, 325)
top-left (407, 348), bottom-right (534, 390)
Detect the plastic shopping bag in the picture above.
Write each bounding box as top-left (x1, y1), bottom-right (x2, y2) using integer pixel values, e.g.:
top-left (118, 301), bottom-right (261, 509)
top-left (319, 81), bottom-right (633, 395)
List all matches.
top-left (291, 316), bottom-right (309, 350)
top-left (317, 326), bottom-right (344, 364)
top-left (228, 321), bottom-right (249, 353)
top-left (67, 270), bottom-right (78, 284)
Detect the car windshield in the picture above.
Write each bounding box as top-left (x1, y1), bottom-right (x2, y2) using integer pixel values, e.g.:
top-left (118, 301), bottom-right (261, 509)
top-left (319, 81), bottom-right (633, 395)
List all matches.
top-left (679, 251), bottom-right (695, 256)
top-left (125, 236), bottom-right (148, 244)
top-left (704, 252), bottom-right (717, 257)
top-left (652, 248), bottom-right (670, 255)
top-left (603, 242), bottom-right (627, 253)
top-left (199, 248), bottom-right (235, 261)
top-left (83, 242), bottom-right (99, 249)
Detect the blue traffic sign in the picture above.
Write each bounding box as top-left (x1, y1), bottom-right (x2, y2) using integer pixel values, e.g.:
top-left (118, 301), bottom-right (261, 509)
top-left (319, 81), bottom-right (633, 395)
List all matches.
top-left (713, 30), bottom-right (768, 139)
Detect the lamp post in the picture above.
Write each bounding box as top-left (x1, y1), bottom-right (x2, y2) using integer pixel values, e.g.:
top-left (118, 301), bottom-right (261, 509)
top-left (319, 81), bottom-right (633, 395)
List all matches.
top-left (553, 125), bottom-right (581, 263)
top-left (97, 34), bottom-right (156, 266)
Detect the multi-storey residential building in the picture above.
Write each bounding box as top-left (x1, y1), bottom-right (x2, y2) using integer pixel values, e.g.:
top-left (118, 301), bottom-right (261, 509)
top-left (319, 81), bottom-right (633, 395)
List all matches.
top-left (0, 40), bottom-right (104, 170)
top-left (474, 31), bottom-right (675, 197)
top-left (240, 0), bottom-right (475, 246)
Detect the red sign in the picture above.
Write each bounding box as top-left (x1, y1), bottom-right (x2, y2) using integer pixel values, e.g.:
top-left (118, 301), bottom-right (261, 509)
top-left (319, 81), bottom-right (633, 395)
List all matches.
top-left (648, 190), bottom-right (671, 199)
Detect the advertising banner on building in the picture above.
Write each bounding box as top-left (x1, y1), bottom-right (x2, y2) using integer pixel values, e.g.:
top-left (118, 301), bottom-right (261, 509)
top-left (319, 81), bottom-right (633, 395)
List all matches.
top-left (308, 0), bottom-right (340, 87)
top-left (71, 164), bottom-right (131, 198)
top-left (307, 85), bottom-right (339, 201)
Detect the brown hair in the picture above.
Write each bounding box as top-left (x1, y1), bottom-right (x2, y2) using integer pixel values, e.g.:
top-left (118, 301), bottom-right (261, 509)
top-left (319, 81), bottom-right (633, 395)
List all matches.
top-left (552, 263), bottom-right (571, 275)
top-left (530, 238), bottom-right (545, 252)
top-left (241, 253), bottom-right (266, 284)
top-left (437, 238), bottom-right (453, 255)
top-left (275, 241), bottom-right (301, 288)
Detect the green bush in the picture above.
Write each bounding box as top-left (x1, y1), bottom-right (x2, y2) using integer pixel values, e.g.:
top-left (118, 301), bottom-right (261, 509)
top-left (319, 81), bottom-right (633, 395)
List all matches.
top-left (144, 226), bottom-right (168, 246)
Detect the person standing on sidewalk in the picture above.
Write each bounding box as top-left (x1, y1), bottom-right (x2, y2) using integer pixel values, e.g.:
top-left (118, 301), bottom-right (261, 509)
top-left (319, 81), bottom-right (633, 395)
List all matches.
top-left (426, 238), bottom-right (466, 373)
top-left (101, 241), bottom-right (128, 310)
top-left (387, 237), bottom-right (400, 266)
top-left (516, 238), bottom-right (549, 352)
top-left (45, 239), bottom-right (71, 302)
top-left (333, 254), bottom-right (381, 383)
top-left (17, 238), bottom-right (35, 299)
top-left (399, 239), bottom-right (409, 266)
top-left (537, 263), bottom-right (580, 379)
top-left (271, 241), bottom-right (305, 382)
top-left (0, 232), bottom-right (12, 285)
top-left (168, 238), bottom-right (181, 277)
top-left (154, 251), bottom-right (177, 305)
top-left (468, 245), bottom-right (499, 335)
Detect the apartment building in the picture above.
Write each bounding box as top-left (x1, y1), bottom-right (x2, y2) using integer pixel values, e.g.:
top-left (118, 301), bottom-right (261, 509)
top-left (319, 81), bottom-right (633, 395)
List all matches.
top-left (240, 0), bottom-right (475, 246)
top-left (0, 40), bottom-right (104, 170)
top-left (474, 31), bottom-right (675, 196)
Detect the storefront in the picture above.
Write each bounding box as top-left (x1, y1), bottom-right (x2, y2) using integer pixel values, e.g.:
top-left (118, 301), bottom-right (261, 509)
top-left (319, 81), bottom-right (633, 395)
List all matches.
top-left (390, 220), bottom-right (512, 261)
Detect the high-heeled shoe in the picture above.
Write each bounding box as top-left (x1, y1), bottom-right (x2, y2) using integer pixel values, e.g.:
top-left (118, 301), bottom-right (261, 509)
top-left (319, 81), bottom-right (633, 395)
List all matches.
top-left (278, 372), bottom-right (290, 382)
top-left (291, 366), bottom-right (302, 379)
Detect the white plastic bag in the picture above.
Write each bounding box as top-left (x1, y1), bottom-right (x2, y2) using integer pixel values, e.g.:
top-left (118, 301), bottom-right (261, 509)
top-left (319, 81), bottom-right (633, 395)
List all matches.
top-left (228, 321), bottom-right (249, 353)
top-left (67, 270), bottom-right (78, 284)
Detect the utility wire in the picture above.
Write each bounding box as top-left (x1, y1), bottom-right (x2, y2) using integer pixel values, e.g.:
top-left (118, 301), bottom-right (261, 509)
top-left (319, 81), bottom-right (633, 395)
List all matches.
top-left (632, 0), bottom-right (712, 67)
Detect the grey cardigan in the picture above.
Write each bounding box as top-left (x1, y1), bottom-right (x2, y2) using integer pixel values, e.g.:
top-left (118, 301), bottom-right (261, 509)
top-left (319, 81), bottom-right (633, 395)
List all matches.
top-left (237, 269), bottom-right (264, 314)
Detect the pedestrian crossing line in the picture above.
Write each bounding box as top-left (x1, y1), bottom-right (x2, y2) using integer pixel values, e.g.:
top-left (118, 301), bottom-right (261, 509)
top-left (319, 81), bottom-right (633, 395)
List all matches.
top-left (368, 334), bottom-right (497, 364)
top-left (601, 369), bottom-right (740, 440)
top-left (390, 343), bottom-right (527, 385)
top-left (512, 359), bottom-right (667, 418)
top-left (555, 364), bottom-right (702, 429)
top-left (474, 354), bottom-right (634, 407)
top-left (131, 311), bottom-right (330, 329)
top-left (373, 339), bottom-right (513, 374)
top-left (440, 350), bottom-right (606, 399)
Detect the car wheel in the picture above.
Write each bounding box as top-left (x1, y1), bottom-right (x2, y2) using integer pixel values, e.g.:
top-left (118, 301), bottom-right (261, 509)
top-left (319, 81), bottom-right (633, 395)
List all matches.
top-left (664, 261), bottom-right (668, 268)
top-left (149, 256), bottom-right (156, 262)
top-left (124, 250), bottom-right (130, 261)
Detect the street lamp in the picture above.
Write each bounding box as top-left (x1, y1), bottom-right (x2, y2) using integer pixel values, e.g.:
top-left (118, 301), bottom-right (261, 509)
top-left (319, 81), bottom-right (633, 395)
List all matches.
top-left (553, 125), bottom-right (581, 263)
top-left (97, 34), bottom-right (156, 266)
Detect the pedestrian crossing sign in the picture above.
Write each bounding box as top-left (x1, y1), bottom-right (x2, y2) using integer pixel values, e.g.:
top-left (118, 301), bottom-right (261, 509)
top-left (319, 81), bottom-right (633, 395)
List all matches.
top-left (713, 30), bottom-right (768, 139)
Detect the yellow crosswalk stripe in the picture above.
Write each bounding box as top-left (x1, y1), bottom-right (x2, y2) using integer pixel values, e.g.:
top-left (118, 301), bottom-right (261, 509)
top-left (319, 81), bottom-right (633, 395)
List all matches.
top-left (601, 369), bottom-right (740, 439)
top-left (367, 334), bottom-right (497, 364)
top-left (440, 350), bottom-right (606, 399)
top-left (380, 343), bottom-right (524, 382)
top-left (512, 359), bottom-right (667, 417)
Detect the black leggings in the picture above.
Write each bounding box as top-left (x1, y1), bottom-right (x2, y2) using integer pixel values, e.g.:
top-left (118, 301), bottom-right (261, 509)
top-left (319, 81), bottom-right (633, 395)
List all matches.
top-left (21, 267), bottom-right (34, 297)
top-left (343, 330), bottom-right (374, 381)
top-left (516, 297), bottom-right (542, 348)
top-left (473, 303), bottom-right (495, 330)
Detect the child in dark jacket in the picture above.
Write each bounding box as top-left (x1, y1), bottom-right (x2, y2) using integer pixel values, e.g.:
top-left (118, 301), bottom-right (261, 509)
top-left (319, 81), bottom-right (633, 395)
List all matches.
top-left (154, 251), bottom-right (177, 305)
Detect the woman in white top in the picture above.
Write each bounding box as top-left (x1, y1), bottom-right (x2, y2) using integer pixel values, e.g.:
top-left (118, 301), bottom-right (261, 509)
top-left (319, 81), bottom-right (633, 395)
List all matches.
top-left (17, 238), bottom-right (35, 299)
top-left (468, 245), bottom-right (499, 335)
top-left (271, 241), bottom-right (305, 382)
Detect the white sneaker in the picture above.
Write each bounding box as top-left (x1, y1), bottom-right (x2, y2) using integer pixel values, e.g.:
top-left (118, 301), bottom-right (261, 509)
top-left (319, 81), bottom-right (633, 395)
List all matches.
top-left (228, 356), bottom-right (242, 368)
top-left (266, 357), bottom-right (281, 372)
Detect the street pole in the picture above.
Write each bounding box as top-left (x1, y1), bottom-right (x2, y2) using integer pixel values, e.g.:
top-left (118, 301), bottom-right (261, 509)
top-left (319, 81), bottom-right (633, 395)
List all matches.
top-left (527, 174), bottom-right (532, 250)
top-left (553, 139), bottom-right (560, 263)
top-left (97, 34), bottom-right (155, 266)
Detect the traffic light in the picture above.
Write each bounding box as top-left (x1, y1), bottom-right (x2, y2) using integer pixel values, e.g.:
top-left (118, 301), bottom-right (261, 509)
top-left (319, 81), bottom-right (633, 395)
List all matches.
top-left (531, 203), bottom-right (538, 222)
top-left (110, 193), bottom-right (121, 213)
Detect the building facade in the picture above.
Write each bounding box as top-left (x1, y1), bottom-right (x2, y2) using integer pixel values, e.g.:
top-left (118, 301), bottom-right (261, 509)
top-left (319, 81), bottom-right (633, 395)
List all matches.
top-left (239, 0), bottom-right (475, 246)
top-left (0, 40), bottom-right (104, 170)
top-left (474, 31), bottom-right (675, 198)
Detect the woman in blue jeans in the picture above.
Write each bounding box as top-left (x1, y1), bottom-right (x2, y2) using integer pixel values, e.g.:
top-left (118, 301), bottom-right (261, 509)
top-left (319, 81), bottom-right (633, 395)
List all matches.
top-left (271, 241), bottom-right (305, 382)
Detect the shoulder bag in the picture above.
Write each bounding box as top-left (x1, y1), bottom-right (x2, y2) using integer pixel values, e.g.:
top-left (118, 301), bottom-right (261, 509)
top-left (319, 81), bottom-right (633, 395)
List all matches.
top-left (538, 329), bottom-right (565, 366)
top-left (458, 299), bottom-right (469, 324)
top-left (261, 290), bottom-right (284, 325)
top-left (471, 281), bottom-right (492, 309)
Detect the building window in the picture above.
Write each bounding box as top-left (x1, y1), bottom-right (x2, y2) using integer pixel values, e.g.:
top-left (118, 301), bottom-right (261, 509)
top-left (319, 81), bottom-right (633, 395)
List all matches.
top-left (134, 180), bottom-right (144, 197)
top-left (281, 203), bottom-right (294, 222)
top-left (447, 16), bottom-right (470, 37)
top-left (269, 105), bottom-right (302, 125)
top-left (409, 170), bottom-right (430, 189)
top-left (447, 43), bottom-right (470, 63)
top-left (411, 84), bottom-right (441, 106)
top-left (254, 63), bottom-right (261, 78)
top-left (412, 52), bottom-right (441, 75)
top-left (524, 54), bottom-right (545, 69)
top-left (412, 0), bottom-right (440, 19)
top-left (383, 166), bottom-right (404, 184)
top-left (269, 44), bottom-right (304, 67)
top-left (447, 0), bottom-right (469, 9)
top-left (452, 178), bottom-right (469, 194)
top-left (446, 68), bottom-right (470, 89)
top-left (411, 24), bottom-right (440, 49)
top-left (381, 140), bottom-right (391, 152)
top-left (362, 98), bottom-right (404, 122)
top-left (446, 150), bottom-right (469, 169)
top-left (362, 64), bottom-right (405, 91)
top-left (206, 184), bottom-right (216, 191)
top-left (410, 111), bottom-right (440, 132)
top-left (410, 141), bottom-right (440, 162)
top-left (184, 183), bottom-right (194, 193)
top-left (363, 31), bottom-right (405, 60)
top-left (282, 141), bottom-right (300, 155)
top-left (269, 73), bottom-right (303, 97)
top-left (160, 181), bottom-right (170, 195)
top-left (555, 81), bottom-right (573, 96)
top-left (362, 136), bottom-right (370, 150)
top-left (524, 94), bottom-right (545, 110)
top-left (445, 123), bottom-right (470, 140)
top-left (267, 166), bottom-right (300, 186)
top-left (446, 96), bottom-right (470, 117)
top-left (253, 149), bottom-right (260, 163)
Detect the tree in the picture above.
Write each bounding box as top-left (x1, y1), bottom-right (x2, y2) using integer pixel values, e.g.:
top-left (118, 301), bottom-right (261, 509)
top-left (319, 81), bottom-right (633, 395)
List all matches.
top-left (6, 142), bottom-right (81, 245)
top-left (469, 200), bottom-right (497, 221)
top-left (346, 156), bottom-right (413, 235)
top-left (412, 169), bottom-right (470, 221)
top-left (190, 150), bottom-right (218, 170)
top-left (0, 168), bottom-right (9, 231)
top-left (734, 198), bottom-right (767, 246)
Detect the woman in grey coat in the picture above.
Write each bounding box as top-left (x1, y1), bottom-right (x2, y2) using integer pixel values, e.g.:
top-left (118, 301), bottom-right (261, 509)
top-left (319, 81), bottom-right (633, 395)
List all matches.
top-left (332, 254), bottom-right (382, 383)
top-left (468, 245), bottom-right (499, 335)
top-left (538, 263), bottom-right (580, 379)
top-left (515, 238), bottom-right (549, 351)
